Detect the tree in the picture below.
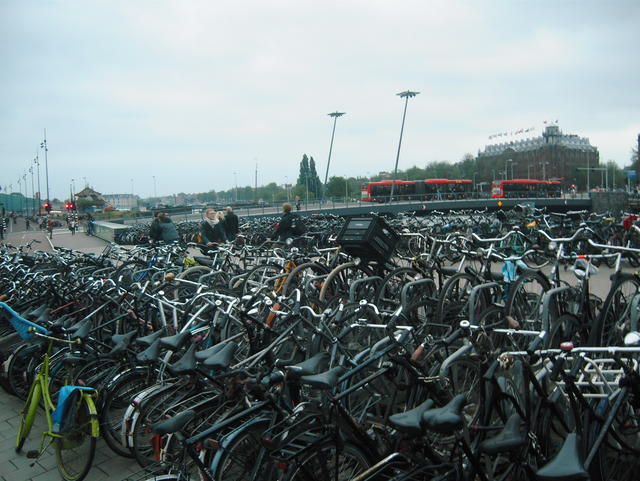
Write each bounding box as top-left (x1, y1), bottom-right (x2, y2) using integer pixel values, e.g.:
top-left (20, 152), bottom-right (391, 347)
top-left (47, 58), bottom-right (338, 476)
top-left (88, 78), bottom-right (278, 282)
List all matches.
top-left (308, 157), bottom-right (322, 197)
top-left (297, 154), bottom-right (310, 187)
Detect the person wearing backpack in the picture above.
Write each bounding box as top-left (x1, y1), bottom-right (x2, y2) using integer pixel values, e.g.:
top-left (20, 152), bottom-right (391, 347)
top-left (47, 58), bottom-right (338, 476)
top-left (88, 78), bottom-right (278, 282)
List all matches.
top-left (271, 202), bottom-right (304, 241)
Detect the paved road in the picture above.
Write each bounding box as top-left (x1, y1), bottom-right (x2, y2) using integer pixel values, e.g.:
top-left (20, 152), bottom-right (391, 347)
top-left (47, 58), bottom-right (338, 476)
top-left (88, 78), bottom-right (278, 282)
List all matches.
top-left (0, 218), bottom-right (633, 480)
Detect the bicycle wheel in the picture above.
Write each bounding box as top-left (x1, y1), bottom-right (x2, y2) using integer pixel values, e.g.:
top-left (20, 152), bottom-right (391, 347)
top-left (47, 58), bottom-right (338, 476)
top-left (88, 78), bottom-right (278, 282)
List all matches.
top-left (591, 273), bottom-right (640, 347)
top-left (375, 267), bottom-right (421, 311)
top-left (55, 393), bottom-right (99, 481)
top-left (242, 263), bottom-right (284, 295)
top-left (16, 380), bottom-right (42, 452)
top-left (6, 342), bottom-right (41, 400)
top-left (435, 272), bottom-right (478, 336)
top-left (503, 271), bottom-right (550, 332)
top-left (282, 441), bottom-right (372, 481)
top-left (281, 262), bottom-right (330, 298)
top-left (100, 369), bottom-right (151, 458)
top-left (210, 419), bottom-right (275, 481)
top-left (319, 262), bottom-right (373, 307)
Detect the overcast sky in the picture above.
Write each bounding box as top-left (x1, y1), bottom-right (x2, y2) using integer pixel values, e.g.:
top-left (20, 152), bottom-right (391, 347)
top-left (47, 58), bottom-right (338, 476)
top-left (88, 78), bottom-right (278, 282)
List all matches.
top-left (1, 0), bottom-right (639, 200)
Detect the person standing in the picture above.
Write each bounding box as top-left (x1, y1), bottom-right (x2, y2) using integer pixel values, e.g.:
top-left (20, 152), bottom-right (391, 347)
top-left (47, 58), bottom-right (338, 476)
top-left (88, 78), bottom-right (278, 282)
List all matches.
top-left (25, 218), bottom-right (30, 231)
top-left (271, 203), bottom-right (295, 241)
top-left (150, 211), bottom-right (179, 243)
top-left (0, 216), bottom-right (5, 240)
top-left (69, 218), bottom-right (77, 235)
top-left (224, 206), bottom-right (239, 241)
top-left (200, 208), bottom-right (227, 246)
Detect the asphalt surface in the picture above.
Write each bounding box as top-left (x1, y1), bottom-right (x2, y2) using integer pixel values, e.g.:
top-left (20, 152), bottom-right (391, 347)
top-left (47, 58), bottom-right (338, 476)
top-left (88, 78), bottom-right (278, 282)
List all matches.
top-left (0, 216), bottom-right (627, 480)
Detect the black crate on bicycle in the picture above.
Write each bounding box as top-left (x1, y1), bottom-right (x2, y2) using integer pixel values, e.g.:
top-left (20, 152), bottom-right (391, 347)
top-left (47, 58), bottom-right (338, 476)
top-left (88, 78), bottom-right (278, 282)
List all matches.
top-left (336, 215), bottom-right (399, 262)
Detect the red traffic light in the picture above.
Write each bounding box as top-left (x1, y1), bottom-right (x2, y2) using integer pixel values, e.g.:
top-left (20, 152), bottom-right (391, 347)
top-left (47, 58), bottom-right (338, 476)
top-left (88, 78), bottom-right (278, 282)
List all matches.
top-left (43, 202), bottom-right (51, 213)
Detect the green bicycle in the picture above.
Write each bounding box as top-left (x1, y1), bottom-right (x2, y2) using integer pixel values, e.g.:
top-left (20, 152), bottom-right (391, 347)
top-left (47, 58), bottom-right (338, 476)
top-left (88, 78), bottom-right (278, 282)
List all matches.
top-left (1, 302), bottom-right (100, 481)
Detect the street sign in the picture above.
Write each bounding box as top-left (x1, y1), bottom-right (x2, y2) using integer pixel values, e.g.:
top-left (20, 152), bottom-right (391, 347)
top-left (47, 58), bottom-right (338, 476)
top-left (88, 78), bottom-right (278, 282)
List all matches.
top-left (627, 170), bottom-right (637, 178)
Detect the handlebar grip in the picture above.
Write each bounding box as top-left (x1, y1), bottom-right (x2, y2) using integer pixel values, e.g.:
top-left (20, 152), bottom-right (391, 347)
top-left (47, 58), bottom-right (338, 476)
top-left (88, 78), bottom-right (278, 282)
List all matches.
top-left (526, 332), bottom-right (546, 355)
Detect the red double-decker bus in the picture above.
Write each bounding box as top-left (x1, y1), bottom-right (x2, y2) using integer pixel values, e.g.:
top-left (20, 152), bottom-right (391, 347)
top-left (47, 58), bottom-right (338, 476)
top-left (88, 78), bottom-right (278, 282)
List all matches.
top-left (361, 179), bottom-right (473, 202)
top-left (491, 179), bottom-right (562, 198)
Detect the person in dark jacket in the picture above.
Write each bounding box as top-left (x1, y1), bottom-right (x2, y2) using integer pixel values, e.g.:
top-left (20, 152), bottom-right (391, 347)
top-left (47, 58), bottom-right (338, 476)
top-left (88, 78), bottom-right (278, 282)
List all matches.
top-left (271, 203), bottom-right (295, 241)
top-left (224, 206), bottom-right (239, 241)
top-left (150, 212), bottom-right (179, 243)
top-left (201, 208), bottom-right (227, 246)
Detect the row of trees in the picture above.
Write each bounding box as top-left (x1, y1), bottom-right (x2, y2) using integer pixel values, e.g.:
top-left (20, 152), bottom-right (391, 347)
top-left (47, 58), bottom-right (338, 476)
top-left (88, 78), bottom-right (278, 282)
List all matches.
top-left (188, 146), bottom-right (640, 204)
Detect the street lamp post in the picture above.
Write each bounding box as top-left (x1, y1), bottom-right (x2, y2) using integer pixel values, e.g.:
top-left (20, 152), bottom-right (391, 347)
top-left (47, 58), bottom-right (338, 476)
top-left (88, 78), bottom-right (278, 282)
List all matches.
top-left (29, 166), bottom-right (35, 216)
top-left (233, 172), bottom-right (238, 202)
top-left (40, 130), bottom-right (50, 211)
top-left (390, 90), bottom-right (419, 202)
top-left (322, 111), bottom-right (346, 203)
top-left (152, 176), bottom-right (157, 205)
top-left (34, 154), bottom-right (41, 215)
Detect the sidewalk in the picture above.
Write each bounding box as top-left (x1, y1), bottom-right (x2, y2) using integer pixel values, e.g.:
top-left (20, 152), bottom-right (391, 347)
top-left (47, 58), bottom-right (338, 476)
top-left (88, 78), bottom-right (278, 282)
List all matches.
top-left (1, 220), bottom-right (138, 480)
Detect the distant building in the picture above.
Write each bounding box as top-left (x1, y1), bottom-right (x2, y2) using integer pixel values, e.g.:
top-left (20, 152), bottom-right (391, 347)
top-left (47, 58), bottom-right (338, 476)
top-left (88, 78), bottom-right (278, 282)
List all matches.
top-left (103, 193), bottom-right (139, 210)
top-left (476, 125), bottom-right (599, 189)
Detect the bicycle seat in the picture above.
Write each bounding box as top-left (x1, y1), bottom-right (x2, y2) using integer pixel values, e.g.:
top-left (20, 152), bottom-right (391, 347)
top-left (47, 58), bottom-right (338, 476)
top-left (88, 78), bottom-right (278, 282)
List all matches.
top-left (422, 394), bottom-right (466, 434)
top-left (26, 305), bottom-right (48, 320)
top-left (300, 366), bottom-right (346, 390)
top-left (167, 344), bottom-right (198, 374)
top-left (104, 330), bottom-right (139, 357)
top-left (283, 352), bottom-right (330, 379)
top-left (388, 399), bottom-right (434, 438)
top-left (195, 343), bottom-right (226, 362)
top-left (202, 341), bottom-right (238, 370)
top-left (61, 354), bottom-right (87, 367)
top-left (50, 314), bottom-right (73, 330)
top-left (134, 328), bottom-right (166, 347)
top-left (152, 409), bottom-right (196, 435)
top-left (478, 413), bottom-right (526, 454)
top-left (136, 338), bottom-right (162, 363)
top-left (111, 330), bottom-right (138, 346)
top-left (193, 256), bottom-right (214, 267)
top-left (70, 319), bottom-right (92, 341)
top-left (534, 433), bottom-right (589, 481)
top-left (160, 331), bottom-right (192, 351)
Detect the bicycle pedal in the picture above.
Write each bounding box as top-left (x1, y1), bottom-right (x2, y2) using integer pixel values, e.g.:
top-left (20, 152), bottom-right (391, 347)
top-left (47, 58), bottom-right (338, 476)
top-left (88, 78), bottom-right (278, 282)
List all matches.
top-left (26, 450), bottom-right (40, 459)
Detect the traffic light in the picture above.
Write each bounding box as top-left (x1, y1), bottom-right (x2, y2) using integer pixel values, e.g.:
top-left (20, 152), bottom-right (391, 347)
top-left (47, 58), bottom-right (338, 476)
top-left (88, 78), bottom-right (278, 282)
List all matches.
top-left (65, 203), bottom-right (70, 210)
top-left (43, 202), bottom-right (51, 213)
top-left (70, 202), bottom-right (76, 211)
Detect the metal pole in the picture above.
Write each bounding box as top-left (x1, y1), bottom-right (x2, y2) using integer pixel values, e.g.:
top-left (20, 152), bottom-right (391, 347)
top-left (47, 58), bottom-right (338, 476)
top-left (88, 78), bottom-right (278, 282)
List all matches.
top-left (322, 112), bottom-right (345, 203)
top-left (35, 154), bottom-right (41, 215)
top-left (42, 129), bottom-right (50, 207)
top-left (390, 91), bottom-right (419, 201)
top-left (254, 163), bottom-right (258, 203)
top-left (29, 166), bottom-right (35, 216)
top-left (586, 158), bottom-right (590, 193)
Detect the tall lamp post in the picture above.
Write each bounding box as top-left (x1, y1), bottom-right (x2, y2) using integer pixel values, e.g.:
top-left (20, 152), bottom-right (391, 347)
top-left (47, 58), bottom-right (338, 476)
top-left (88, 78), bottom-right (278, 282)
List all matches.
top-left (34, 154), bottom-right (41, 215)
top-left (322, 111), bottom-right (346, 203)
top-left (40, 129), bottom-right (50, 212)
top-left (390, 90), bottom-right (419, 202)
top-left (233, 172), bottom-right (238, 202)
top-left (29, 166), bottom-right (35, 216)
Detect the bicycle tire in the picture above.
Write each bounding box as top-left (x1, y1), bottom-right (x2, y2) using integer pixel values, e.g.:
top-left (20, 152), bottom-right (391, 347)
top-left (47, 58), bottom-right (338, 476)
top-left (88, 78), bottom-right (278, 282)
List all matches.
top-left (100, 368), bottom-right (151, 458)
top-left (375, 267), bottom-right (421, 311)
top-left (591, 273), bottom-right (640, 347)
top-left (54, 393), bottom-right (99, 481)
top-left (210, 419), bottom-right (274, 481)
top-left (503, 270), bottom-right (551, 332)
top-left (15, 379), bottom-right (42, 452)
top-left (435, 272), bottom-right (478, 336)
top-left (319, 262), bottom-right (373, 306)
top-left (281, 262), bottom-right (330, 298)
top-left (281, 440), bottom-right (372, 481)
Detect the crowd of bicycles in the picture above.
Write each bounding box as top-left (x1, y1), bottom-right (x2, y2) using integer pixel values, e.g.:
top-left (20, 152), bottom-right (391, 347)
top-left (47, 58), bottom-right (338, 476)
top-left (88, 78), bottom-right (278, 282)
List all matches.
top-left (2, 206), bottom-right (640, 481)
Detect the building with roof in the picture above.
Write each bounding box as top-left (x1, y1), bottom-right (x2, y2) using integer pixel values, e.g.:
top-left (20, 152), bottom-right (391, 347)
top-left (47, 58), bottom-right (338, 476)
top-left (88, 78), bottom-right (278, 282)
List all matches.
top-left (476, 125), bottom-right (599, 189)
